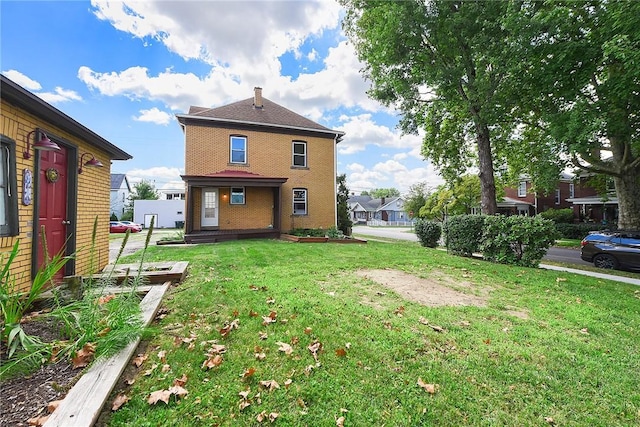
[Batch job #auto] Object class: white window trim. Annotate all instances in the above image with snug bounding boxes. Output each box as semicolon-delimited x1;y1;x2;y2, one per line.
230;187;245;205
230;136;247;164
569;183;575;199
517;181;527;197
293;188;307;215
292;141;307;167
555;189;561;205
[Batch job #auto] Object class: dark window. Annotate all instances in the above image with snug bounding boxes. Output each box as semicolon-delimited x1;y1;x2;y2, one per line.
230;136;247;164
0;135;19;236
292;141;307;167
231;187;245;204
293;188;307;215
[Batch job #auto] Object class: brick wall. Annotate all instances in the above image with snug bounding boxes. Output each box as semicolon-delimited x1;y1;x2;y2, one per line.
1;99;111;293
185;125;336;231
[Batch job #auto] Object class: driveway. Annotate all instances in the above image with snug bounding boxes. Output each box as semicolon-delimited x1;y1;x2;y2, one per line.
109;228;180;262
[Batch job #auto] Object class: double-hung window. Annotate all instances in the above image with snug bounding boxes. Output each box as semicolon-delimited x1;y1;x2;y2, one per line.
517;181;527;197
230;187;245;204
0;135;19;237
293;188;307;215
230;136;247;164
555;189;561;205
292;141;307;167
569;183;575;199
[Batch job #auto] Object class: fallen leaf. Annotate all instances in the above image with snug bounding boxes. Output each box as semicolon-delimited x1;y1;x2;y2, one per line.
277;341;293;355
556;277;567;283
72;342;96;369
335;348;347;357
111;393;130;411
291;336;300;345
157;350;167;362
168;385;188;398
97;327;111;337
580;328;589;335
243;367;256;378
336;415;345;426
125;377;136;386
284;379;293;388
259;332;268;340
262;316;276;326
209;344;227;354
544;416;555;424
239;389;251;399
148;389;172;405
308;341;322;362
132;353;148;367
161;364;171;373
259;380;280;391
304;327;312;334
239;400;251;410
233;309;239;317
417;378;439;394
27;415;49;426
202;355;223;369
429;324;444;333
143;363;158;376
256;411;267;422
98;294;116;304
249;310;259;317
484;338;491;345
394;306;405;316
173;374;188;387
255;352;267;361
269;412;279;422
266;297;276;304
418;316;429;325
47;400;63;413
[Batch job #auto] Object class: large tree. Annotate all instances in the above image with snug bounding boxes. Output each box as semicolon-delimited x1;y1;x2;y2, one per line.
342;0;518;214
419;175;483;220
511;1;640;229
403;182;431;219
369;188;400;199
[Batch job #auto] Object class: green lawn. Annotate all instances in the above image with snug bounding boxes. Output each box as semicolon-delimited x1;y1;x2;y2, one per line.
105;239;639;426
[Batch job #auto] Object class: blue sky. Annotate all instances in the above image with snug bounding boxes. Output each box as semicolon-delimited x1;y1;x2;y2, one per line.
1;0;444;195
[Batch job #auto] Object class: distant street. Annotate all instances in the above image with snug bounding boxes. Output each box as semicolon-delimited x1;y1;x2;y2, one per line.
352;225;591;267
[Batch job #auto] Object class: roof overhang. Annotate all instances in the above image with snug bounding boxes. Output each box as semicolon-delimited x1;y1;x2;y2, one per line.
176;113;345;141
181;170;288;187
565;196;619;205
1;75;132;160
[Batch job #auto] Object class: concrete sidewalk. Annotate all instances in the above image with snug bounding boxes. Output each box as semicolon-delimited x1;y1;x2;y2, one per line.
539;264;640;286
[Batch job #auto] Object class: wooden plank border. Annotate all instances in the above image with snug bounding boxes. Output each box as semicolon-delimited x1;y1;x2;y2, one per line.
44;282;170;427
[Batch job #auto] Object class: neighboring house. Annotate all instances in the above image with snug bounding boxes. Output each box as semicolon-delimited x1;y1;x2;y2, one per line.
133;199;185;228
348;195;411;224
1;75;131;293
158;188;185;200
176;87;345;243
110;173;131;219
502;172;618;224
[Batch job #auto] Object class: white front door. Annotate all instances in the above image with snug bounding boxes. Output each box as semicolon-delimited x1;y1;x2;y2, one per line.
201;188;219;227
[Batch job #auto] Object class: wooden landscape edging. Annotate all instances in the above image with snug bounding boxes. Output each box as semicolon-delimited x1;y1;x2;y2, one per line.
43;282;170;427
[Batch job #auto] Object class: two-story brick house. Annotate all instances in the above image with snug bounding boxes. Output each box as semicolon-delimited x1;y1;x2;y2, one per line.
176;88;344;243
1;75;131;293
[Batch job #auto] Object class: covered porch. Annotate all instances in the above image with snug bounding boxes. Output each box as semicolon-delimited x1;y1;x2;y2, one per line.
181;170;288;244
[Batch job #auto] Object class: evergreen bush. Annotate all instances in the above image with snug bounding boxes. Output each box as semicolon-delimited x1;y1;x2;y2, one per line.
554;223;605;239
443;215;486;256
414;219;441;248
481;215;558;267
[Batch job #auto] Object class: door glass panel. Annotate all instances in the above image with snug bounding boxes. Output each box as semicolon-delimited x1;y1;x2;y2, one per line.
204;191;216;218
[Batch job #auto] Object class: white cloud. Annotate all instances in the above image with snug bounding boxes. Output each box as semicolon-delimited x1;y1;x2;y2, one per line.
38;87;83;104
2;70;42;90
133;107;173;125
336;114;422;155
345;159;444;194
124;166;183;187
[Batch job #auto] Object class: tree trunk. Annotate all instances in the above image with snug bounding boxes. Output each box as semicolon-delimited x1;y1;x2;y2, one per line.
614;170;640;230
475;123;498;215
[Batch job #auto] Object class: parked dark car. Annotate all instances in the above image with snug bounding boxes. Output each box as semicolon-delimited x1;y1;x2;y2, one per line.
580;231;640;271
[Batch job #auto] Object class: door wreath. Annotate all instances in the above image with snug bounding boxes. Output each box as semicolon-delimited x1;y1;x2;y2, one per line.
45;168;60;183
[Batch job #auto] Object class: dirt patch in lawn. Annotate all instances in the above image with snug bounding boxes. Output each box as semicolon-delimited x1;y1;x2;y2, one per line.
356;269;489;308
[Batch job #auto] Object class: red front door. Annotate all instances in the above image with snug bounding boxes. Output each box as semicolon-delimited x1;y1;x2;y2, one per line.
37;146;69;282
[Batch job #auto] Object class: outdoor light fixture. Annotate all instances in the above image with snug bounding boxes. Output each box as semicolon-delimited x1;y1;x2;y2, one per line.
78;152;104;174
23;129;61;159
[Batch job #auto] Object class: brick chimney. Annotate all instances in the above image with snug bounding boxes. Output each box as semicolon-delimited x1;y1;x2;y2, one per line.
253;87;263;109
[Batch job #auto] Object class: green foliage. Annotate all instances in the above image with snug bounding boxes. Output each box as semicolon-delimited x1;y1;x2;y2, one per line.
130;180;159;201
336;174;353;235
110;212;118;221
369;188;400;199
1;238;71;358
414;219;441;248
443;215;486;257
288;228;326;237
539;208;575;224
554;223;604;240
481;216;558;268
403;182;431;219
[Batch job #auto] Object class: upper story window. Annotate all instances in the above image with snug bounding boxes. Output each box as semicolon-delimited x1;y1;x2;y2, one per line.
569;183;575;199
230;187;245;205
230;136;247;164
1;135;19;237
292;141;307;167
293;188;307;215
517;181;527;197
555;189;561;204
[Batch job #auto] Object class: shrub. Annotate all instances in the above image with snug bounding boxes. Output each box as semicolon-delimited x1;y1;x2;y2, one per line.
414;219;441;248
288;228;326;237
443;215;486;256
110;213;118;221
554;223;605;239
481;215;558;267
539;208;574;224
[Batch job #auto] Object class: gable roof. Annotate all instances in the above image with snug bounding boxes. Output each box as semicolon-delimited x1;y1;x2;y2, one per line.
347;196;403;212
110;173;130;191
1;74;132;161
176;91;344;140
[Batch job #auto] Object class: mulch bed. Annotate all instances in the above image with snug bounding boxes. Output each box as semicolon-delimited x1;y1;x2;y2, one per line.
0;316;83;426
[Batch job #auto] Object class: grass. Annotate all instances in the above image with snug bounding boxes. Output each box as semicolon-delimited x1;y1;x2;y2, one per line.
553;239;582;248
106;239;639;427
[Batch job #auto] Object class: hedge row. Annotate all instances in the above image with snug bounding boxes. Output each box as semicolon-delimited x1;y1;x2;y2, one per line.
416;215;558;268
554;223;606;239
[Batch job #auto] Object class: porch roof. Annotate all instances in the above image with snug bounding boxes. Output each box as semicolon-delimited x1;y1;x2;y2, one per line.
181;170;288;187
565;195;618;205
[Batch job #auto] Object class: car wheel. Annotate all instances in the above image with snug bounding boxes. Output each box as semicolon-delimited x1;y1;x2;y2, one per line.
593;254;618;269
